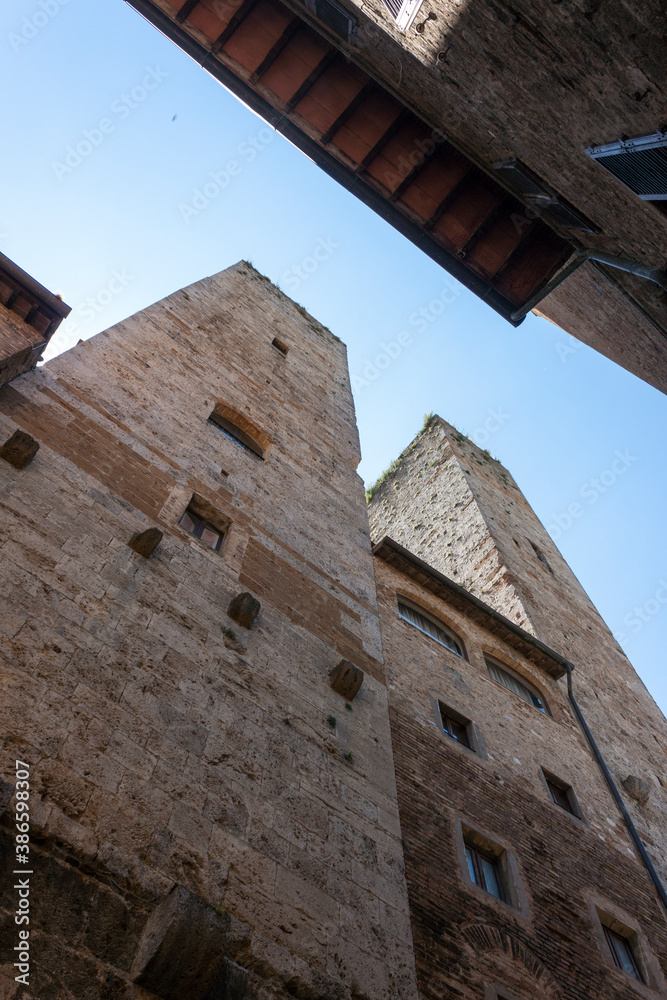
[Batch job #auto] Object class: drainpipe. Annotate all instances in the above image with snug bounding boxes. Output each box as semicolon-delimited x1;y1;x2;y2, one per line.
565;663;667;916
511;250;667;322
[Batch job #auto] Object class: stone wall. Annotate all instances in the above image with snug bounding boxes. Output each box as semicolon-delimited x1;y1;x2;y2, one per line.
373;553;667;999
0;263;418;1000
368;415;667;887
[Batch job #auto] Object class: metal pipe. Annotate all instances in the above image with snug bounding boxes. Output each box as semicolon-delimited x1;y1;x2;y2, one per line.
565;663;667;917
511;249;667;322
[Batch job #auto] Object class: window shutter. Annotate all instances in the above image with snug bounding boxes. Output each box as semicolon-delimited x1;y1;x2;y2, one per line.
586;131;667;201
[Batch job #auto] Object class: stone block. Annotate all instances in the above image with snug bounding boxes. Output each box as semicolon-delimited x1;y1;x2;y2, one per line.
228;592;260;628
622;774;649;805
0;429;39;468
128;527;163;557
132;884;229;1000
329;659;364;700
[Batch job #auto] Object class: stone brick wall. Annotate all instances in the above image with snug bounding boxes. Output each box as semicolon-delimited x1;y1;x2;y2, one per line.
0;263;418;1000
374;553;667;999
368;415;667;890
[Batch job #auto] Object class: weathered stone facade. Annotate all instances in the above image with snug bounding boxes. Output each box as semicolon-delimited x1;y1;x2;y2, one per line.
368;416;667;893
0;263;418;999
0;266;665;1000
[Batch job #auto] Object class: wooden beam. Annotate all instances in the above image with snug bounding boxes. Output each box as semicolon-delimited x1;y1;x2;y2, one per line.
175;0;199;23
287;48;338;112
357;107;410;174
213;0;260;51
321;79;374;145
251;17;301;82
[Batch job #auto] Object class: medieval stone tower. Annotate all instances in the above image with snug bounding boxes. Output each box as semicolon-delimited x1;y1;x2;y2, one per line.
0;265;665;999
0;262;418;999
368;416;667;998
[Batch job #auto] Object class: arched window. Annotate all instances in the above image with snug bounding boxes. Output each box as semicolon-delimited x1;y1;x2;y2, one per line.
208;403;269;460
397;598;465;658
485;656;549;714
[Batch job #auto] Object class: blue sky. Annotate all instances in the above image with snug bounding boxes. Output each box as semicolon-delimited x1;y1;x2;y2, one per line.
3;0;666;714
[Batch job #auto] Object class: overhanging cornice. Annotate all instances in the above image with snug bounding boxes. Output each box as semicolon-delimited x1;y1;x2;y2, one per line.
373;536;568;680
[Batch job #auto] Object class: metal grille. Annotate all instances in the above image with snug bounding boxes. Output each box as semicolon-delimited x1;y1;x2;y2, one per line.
586;132;667;200
305;0;356;40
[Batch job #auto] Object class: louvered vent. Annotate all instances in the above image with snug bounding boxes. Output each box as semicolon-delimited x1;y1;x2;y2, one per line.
493;157;599;233
586;132;667;200
304;0;356;40
379;0;423;29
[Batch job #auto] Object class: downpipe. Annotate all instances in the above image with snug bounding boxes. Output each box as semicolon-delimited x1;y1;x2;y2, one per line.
565;663;667;917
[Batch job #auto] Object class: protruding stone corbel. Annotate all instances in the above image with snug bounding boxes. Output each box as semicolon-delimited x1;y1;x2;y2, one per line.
128;527;163;557
622;774;649;806
0;430;39;469
132;885;229;1000
228;592;260;628
329;659;364;700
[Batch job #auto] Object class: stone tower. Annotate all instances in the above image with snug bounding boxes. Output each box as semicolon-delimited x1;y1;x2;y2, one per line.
368;414;667;997
0;262;418;1000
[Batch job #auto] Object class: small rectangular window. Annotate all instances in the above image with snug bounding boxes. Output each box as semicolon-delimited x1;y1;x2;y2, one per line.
271;337;288;356
464;843;505;902
179;508;224;552
603;925;642;981
543;771;577;815
438;702;472;749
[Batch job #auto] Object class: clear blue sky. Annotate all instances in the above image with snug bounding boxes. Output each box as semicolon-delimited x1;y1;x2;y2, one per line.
3;0;666;714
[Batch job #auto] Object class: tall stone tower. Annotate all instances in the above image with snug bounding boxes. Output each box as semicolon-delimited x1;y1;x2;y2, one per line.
0;262;418;1000
368;415;667;1000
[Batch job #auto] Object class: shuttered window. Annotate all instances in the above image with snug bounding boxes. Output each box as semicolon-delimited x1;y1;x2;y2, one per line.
379;0;423;30
398;600;464;657
586;131;667;202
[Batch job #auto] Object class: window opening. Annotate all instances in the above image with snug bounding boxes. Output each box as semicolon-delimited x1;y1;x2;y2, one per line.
465;842;505;902
485;658;548;713
398;599;464;657
543;771;577;815
379;0;423;30
438;702;472;749
271;337;288;356
209;411;264;459
179;508;224;552
603;925;642;981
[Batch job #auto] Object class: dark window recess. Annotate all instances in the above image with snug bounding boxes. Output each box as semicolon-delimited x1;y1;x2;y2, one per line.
271;337;288;356
465;843;505;901
303;0;357;40
179;509;224;552
603;926;642;981
438;702;472;748
545;773;576;814
530;540;554;574
486;658;548;714
398;600;464;657
586;131;667;202
209;412;264;459
493;157;599;232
